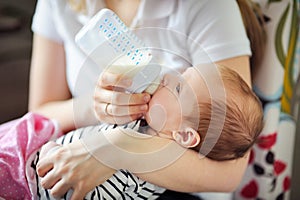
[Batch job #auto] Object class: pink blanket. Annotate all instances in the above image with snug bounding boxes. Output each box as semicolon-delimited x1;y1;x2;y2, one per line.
0;113;61;200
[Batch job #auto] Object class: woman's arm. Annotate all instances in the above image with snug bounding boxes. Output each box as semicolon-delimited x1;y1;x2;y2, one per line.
84;127;250;193
136;149;249;193
28;34;101;132
28;34;75;132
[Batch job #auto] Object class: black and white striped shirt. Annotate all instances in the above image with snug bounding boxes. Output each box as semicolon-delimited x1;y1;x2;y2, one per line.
31;120;166;199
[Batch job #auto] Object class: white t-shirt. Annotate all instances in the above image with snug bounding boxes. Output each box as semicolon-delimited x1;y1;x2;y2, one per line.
31;0;251;97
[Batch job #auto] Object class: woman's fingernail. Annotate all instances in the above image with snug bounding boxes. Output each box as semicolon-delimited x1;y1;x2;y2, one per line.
140;105;148;111
144;95;150;102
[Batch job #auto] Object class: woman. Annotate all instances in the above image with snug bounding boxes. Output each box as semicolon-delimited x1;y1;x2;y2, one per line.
29;0;265;199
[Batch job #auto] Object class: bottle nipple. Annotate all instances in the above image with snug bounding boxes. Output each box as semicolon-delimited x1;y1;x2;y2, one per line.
144;76;161;95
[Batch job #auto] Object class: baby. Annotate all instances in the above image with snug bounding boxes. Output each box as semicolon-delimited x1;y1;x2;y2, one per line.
0;65;264;199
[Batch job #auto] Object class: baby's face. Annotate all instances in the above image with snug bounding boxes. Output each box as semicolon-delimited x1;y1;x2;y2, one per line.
145;67;208;136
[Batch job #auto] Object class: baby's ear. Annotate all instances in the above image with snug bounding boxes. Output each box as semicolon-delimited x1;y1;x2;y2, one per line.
172;128;200;148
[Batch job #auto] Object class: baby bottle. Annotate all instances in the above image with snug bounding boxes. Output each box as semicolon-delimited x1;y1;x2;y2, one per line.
75;8;161;94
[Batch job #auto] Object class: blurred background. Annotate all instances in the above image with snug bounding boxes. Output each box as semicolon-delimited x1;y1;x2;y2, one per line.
0;0;34;123
0;0;299;199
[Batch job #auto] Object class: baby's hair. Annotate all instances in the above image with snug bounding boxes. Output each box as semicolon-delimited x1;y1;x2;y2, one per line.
192;65;264;161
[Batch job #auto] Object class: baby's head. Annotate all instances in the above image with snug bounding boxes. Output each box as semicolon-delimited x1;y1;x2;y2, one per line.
146;65;263;161
189;65;264;161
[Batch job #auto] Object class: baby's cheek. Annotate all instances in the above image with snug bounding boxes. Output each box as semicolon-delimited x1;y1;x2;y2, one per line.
147;104;167;132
